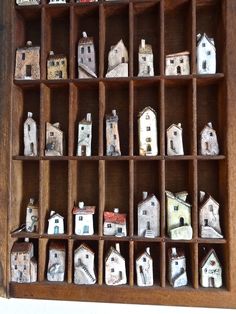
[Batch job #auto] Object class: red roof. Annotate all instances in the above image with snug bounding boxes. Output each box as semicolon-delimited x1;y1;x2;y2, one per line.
104;211;126;224
72;205;95;215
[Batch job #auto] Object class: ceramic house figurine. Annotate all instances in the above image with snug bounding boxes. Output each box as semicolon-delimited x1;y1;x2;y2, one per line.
165;51;190;76
11;239;37;283
16;0;40;5
103;208;127;237
105;243;127;286
138;106;158;156
49;0;66;3
47;51;67;80
106;110;121;156
45;122;64;156
47;211;65;234
72;201;95;235
26;198;39;233
77;0;98;2
199;122;219;156
197;33;216;75
166;191;192;240
136;247;153;287
78;32;97;79
47;242;66;282
15;41;40;80
24;112;38;156
199;191;223;238
77;113;92;156
106;39;128;78
168;247;188;288
200;248;222;288
167;123;184;156
138;39;154;77
74;244;96;285
137;192;160;238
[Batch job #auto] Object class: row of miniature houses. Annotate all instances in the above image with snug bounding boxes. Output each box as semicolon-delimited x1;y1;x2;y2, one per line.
16;0;116;5
10;240;223;289
21;189;223;241
15;32;216;81
24;110;220;158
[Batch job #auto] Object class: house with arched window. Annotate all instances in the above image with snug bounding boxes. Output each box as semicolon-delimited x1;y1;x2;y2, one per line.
165;51;190;76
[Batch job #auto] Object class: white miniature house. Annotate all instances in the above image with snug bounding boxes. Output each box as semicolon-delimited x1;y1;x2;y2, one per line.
103;208;127;237
47;211;65;235
24;112;38;157
25;198;39;233
137;192;160;238
16;0;40;5
136;247;153;287
78;32;97;79
74;244;96;285
167;123;184;156
47;242;66;282
106;39;128;78
197;33;216;75
45;122;64;156
200;249;222;288
106;110;121;156
49;0;67;4
165;51;190;76
199;122;219;156
138;106;158;156
105;243;127;286
138;39;154;77
168;247;188;288
72;201;95;235
77;113;92;157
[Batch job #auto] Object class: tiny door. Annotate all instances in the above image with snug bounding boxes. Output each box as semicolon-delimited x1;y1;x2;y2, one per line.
209;277;215;287
180;217;184;226
54;226;59;234
83;225;89;234
26;65;32;77
81;145;86;156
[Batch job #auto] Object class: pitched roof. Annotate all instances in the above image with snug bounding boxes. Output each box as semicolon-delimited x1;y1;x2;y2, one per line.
200;124;216;135
197;33;215;50
11;242;33;254
104;211;126;224
166;51;190;58
49;241;66;251
167;123;182;132
72;205;95;215
136;250;152;262
105;246;125;262
166;190;191;208
201;248;221;268
138;194;158;208
46;122;63;135
75;243;94;256
48;213;64;221
199;193;219;211
168;248;185;260
138;106;157;119
79;36;94;45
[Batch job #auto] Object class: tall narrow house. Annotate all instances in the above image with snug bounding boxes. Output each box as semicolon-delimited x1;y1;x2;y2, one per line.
78;32;97;79
24;112;38;156
138;39;154;77
166;123;184;156
106;110;121;156
74;244;96;285
197;33;216;75
199;122;219;156
77;113;92;156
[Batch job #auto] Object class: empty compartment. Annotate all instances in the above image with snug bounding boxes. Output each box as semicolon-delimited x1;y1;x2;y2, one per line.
133;1;161;76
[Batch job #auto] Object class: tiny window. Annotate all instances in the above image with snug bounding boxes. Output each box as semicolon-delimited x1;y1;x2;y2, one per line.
86;254;89;259
111;268;115;273
111;257;114;262
88;46;91;53
207;51;211;56
79;216;83;221
202;43;206;47
81;126;84;130
87;134;90;138
142;57;146;61
143;257;146;262
175;261;178;265
61;60;65;65
50;61;55;67
88;58;92;62
170;59;174;64
29;208;32;213
151;202;155;206
114;134;117;140
142;210;147;215
80;58;83;64
24;255;26;261
15;265;17;270
56;62;59;66
210;132;213;136
107;224;112;228
209;205;213;212
28;125;30;132
110;123;113;129
174;131;177;136
55;253;58;258
146;126;151;131
24;265;26;270
146;137;151;143
81;47;84;54
146;114;150;120
174;206;179;211
22;53;25;61
50;132;54;137
180;59;184;63
55;219;59;223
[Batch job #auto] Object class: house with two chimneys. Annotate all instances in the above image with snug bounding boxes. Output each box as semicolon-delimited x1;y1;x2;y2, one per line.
74;244;96;285
103;208;127;237
136;247;153;287
72;201;95;235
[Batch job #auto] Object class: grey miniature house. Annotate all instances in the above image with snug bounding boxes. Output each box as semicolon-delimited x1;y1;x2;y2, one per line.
200;249;222;288
199;122;219;156
47;211;64;235
138;106;158;156
26;198;39;233
168;247;188;288
24;112;38;157
106;39;128;78
16;0;40;5
47;242;66;282
137;192;160;238
136;247;153;287
72;201;95;235
11;240;37;283
197;33;216;75
103;208;127;237
166;191;193;240
77;113;92;157
105;243;127;286
165;51;190;76
199;191;223;238
47;51;68;80
45;122;64;156
74;244;96;285
106;110;121;156
138;39;154;77
166;123;184;156
78;32;97;79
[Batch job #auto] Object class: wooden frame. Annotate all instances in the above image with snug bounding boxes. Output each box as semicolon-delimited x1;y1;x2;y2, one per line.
0;0;236;308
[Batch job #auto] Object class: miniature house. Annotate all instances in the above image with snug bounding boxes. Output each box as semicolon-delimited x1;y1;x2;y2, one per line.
47;51;67;80
165;51;190;76
136;247;153;287
166;191;192;240
47;242;66;282
76;0;98;2
167;123;184;156
138;39;154;77
105;243;127;286
137;192;160;238
197;33;216;75
200;249;222;288
24;112;38;156
45;122;64;156
47;211;65;235
106;110;121;156
168;247;188;288
16;0;40;5
49;0;66;4
11;240;37;283
78;32;97;79
138;106;158;156
77;113;92;157
106;39;128;78
199;122;219;156
199;191;223;239
103;208;127;237
72;201;95;235
26;198;39;233
15;41;40;80
74;244;96;285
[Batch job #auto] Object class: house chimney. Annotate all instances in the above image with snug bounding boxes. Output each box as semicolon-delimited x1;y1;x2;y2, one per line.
26;41;32;47
86;113;92;122
112;110;117;117
115;243;120;253
197;33;201;41
29;198;35;205
142;191;148;200
177;123;182;129
50;210;55;217
114;208;119;214
141;39;145;49
24;238;29;243
82;31;87;38
146;247;150;255
171;247;177;256
207;122;213;129
199;191;206;203
28;112;33;118
79;202;84;209
49;51;54;56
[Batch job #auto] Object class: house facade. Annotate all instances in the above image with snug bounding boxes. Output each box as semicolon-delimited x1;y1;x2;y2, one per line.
199;122;219;155
200;249;222;288
138;106;158;156
47;242;66;282
77;113;92;157
138;39;154;77
106;39;128;78
47;211;65;234
78;32;97;78
45;122;64;156
103;208;127;237
73;201;95;235
74;244;96;285
136;247;153;287
24;112;38;156
106;110;121;156
197;33;216;75
165;51;190;76
168;247;188;287
167;123;184;156
47;51;67;79
25;198;39;233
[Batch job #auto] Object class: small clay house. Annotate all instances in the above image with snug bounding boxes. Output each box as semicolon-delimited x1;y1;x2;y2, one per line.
106;110;121;156
47;51;67;80
200;248;222;288
16;0;40;5
78;32;97;79
77;113;92;157
106;39;128;78
199;122;219;156
103;208;127;237
138;39;154;77
25;198;39;233
165;51;190;76
74;244;96;285
136;247;153;287
49;0;67;4
166;123;184;156
47;242;66;282
47;211;65;235
24;112;38;157
168;247;188;288
45;122;64;156
72;201;95;235
197;33;216;75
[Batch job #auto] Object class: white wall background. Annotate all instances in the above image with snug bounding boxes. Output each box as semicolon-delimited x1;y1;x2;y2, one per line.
0;299;235;314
